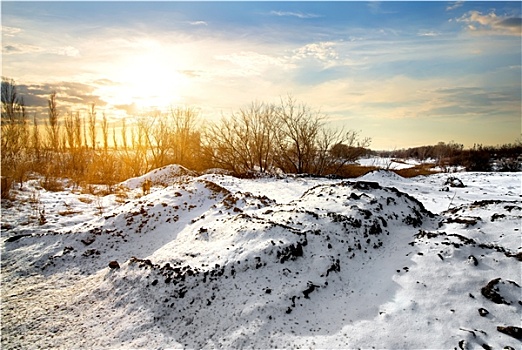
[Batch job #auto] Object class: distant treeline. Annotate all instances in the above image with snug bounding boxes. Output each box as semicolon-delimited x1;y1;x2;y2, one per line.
375;141;522;172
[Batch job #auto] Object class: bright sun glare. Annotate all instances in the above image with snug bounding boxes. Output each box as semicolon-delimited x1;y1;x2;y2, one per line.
105;46;188;112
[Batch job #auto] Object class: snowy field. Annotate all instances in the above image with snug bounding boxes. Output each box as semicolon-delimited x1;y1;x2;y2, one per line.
357;156;428;170
1;166;521;349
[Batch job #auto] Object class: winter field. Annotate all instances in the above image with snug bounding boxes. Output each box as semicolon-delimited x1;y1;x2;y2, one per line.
1;164;521;349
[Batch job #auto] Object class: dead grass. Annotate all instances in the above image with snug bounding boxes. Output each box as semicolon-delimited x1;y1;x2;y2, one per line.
58;209;82;216
1;177;13;200
40;177;65;192
78;196;94;204
392;164;438;178
115;188;129;204
335;165;380;178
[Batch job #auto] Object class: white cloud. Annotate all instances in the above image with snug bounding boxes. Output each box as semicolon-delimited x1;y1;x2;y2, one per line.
215;51;293;77
456;10;522;36
189;21;208;26
367;2;397;15
446;1;464;12
417;30;441;37
269;11;321;19
292;42;340;66
50;46;81;57
2;25;22;37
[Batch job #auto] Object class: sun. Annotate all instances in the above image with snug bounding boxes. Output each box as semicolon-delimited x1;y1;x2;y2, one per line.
105;47;189;112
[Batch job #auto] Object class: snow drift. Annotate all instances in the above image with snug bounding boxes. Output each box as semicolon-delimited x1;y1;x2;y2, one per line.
1;170;520;349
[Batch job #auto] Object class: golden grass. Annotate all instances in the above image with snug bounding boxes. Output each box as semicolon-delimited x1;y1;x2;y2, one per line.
335;165;380;178
392;164;439;178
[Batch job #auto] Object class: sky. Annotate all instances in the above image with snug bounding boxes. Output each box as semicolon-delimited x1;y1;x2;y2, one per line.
2;1;521;150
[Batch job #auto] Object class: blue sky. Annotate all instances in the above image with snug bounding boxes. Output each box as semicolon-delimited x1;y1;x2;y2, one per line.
2;1;521;149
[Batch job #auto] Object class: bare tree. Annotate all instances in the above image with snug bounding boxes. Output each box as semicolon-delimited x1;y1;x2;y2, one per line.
241;102;277;173
1;77;28;163
327;130;371;174
101;113;109;152
119;117;148;176
136;115;155;171
121;118;128;151
1;77;29;188
45;92;60;153
112;125;118;150
203;113;245;174
88;103;97;150
273;96;322;174
32;114;41;162
74;112;82;149
64;111;75;150
146;112;170;168
203;102;277;174
170;107;200;167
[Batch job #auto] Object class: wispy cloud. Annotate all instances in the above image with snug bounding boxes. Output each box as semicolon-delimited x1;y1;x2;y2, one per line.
446;1;464;12
215;51;293;77
179;70;202;78
367;2;397;15
456;10;522;36
3;43;42;54
292;41;340;67
188;21;207;26
3;43;80;57
269;10;321;19
49;46;81;57
417;30;441;37
2;25;22;37
16;81;107;114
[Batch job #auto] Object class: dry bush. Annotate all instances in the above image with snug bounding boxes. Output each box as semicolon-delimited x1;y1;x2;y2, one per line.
1;177;13;199
40;177;65;192
113;185;130;203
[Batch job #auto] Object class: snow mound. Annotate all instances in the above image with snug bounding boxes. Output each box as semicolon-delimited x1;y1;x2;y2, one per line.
203;168;233;175
2;174;520;349
120;164;197;189
359;169;406;183
6;179;441;348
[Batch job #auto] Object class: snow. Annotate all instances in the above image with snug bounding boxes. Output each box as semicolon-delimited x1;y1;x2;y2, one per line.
357;156;428;170
1;168;521;349
121;164;196;189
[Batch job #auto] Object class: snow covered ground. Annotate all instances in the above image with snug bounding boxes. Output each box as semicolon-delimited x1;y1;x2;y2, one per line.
1;166;521;349
357;156;429;170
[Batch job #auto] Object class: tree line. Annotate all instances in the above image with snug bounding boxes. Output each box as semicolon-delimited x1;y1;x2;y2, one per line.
376;140;522;172
1;77;371;195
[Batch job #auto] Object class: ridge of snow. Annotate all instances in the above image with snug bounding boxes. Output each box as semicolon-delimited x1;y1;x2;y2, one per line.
1;170;520;349
120;164;196;189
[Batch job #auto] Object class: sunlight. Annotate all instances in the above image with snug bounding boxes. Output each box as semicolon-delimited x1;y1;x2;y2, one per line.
107;45;188;111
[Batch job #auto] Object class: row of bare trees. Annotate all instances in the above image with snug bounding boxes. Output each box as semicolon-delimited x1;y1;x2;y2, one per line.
1;77;371;195
204;98;370;175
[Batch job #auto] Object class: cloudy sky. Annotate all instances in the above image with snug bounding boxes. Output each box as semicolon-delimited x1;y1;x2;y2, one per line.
2;1;521;149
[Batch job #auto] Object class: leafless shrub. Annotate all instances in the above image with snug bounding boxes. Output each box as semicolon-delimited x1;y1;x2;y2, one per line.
94;195;104;216
40;176;65;192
